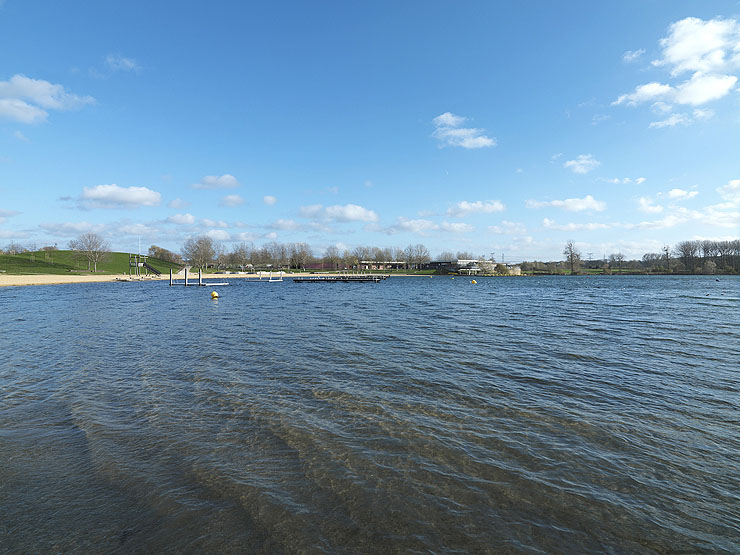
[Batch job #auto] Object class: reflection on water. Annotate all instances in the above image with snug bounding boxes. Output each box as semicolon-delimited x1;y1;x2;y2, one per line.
1;276;739;552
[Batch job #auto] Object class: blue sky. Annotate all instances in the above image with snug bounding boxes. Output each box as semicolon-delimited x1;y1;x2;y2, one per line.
1;0;739;261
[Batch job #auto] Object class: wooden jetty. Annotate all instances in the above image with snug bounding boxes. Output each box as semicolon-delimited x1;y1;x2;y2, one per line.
169;269;229;286
293;274;389;283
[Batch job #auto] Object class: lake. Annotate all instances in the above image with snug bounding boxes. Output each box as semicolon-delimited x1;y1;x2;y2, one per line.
1;275;738;553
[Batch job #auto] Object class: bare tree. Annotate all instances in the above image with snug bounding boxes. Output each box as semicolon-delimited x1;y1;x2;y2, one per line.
324;245;341;270
231;242;253;270
148;245;182;264
182;235;216;269
563;240;581;275
662;244;672;272
288;242;312;270
674;240;700;273
69;232;110;272
4;241;25;255
609;252;625;271
477;259;495;274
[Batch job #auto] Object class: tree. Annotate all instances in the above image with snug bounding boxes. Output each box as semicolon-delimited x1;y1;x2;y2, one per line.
324;245;341;270
609;252;625;272
231;242;253;270
69;232;110;272
182;235;216;269
288;242;312;270
4;241;25;255
478;259;495;274
563;240;581;275
148;245;182;264
438;251;455;261
662;244;672;272
674;240;700;273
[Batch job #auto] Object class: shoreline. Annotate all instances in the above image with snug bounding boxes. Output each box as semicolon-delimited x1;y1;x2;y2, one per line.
0;272;431;288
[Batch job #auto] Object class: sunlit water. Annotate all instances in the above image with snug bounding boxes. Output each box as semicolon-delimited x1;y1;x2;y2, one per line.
1;275;738;553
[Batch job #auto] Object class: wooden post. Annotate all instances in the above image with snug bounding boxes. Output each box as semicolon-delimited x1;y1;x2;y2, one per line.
199;269;202;286
184;267;188;286
169;269;173;286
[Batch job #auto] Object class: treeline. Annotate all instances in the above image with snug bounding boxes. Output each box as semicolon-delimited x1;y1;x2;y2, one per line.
4;236;739;275
550;238;740;275
178;235;438;270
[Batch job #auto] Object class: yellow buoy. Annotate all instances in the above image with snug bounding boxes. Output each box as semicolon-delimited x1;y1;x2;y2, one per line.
471;279;477;284
211;290;219;299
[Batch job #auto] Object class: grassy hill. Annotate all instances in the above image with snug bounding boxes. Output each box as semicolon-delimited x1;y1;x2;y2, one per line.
0;250;183;275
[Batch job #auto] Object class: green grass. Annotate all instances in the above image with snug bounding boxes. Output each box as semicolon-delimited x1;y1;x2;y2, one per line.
0;250;183;275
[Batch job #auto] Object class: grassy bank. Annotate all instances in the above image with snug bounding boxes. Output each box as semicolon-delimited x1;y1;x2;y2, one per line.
0;250;182;275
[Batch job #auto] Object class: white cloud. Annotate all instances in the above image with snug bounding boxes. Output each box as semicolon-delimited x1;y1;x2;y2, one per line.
527;194;606;212
191;174;240;189
263;195;277;205
488;221;527;234
119;223;158;235
599;176;646;185
0;209;20;218
654;17;740;76
270;219;301;230
702;203;740;228
651;101;673;114
433;112;466;127
615;17;740;127
666;188;698;200
105;54;140;72
167;198;190;209
432;112;496;149
81;184;161;208
563;154;601;174
202;218;228;228
167;213;195;225
613;82;673;105
650;107;716;128
638;197;664;213
440;221;474;233
717;179;740;203
674;72;737;105
219;194;244;207
206;229;230;241
0;74;95;111
447;200;505;217
623;49;646;62
300;203;378;222
14;130;29;142
649;113;691;128
394;218;438;234
542;218;611;231
39;221;106;236
0;98;48;123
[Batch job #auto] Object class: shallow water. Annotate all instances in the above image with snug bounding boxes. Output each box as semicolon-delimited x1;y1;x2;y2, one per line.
1;275;739;553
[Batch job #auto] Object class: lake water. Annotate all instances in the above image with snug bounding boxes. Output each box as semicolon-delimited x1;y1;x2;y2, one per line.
1;275;738;553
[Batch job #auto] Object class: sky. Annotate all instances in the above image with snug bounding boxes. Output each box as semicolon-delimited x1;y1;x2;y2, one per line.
1;0;739;262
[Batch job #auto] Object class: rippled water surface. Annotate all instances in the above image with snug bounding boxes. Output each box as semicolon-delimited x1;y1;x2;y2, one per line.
1;275;739;553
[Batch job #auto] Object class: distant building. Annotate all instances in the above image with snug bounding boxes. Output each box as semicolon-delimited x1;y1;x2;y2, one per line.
358;260;407;270
422;259;522;275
